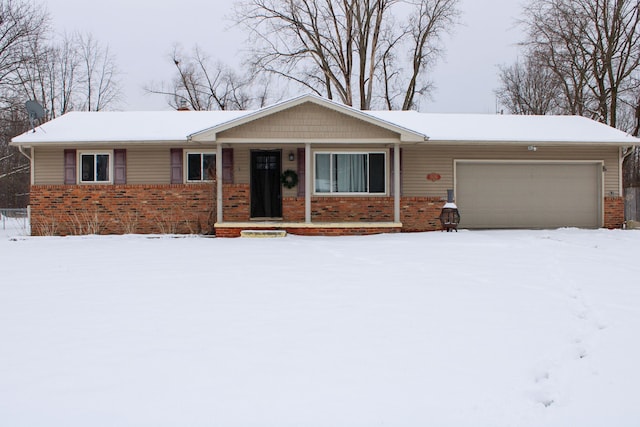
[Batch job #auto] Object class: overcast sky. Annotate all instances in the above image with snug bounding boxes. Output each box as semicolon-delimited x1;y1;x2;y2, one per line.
43;0;524;113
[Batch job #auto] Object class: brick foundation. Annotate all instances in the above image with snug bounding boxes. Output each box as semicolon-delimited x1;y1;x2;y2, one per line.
29;185;624;237
215;226;402;238
604;196;624;229
401;197;446;232
222;184;250;221
30;184;215;236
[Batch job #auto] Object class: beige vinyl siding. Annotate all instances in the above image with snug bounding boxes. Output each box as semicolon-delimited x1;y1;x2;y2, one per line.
126;147;173;184
33;147;64;185
218;102;399;140
402;145;620;197
233;147;250;184
33;146;178;185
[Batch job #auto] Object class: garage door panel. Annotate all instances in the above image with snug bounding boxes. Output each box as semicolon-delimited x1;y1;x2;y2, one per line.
456;162;601;228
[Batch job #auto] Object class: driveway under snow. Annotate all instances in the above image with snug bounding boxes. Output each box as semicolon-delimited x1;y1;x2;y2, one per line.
1;226;639;426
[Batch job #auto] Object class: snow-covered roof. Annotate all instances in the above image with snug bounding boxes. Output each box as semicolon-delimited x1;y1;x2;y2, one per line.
11;95;640;146
11;110;250;144
366;111;639;144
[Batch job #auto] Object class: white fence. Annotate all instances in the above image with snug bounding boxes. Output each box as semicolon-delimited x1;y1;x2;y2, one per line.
0;207;29;233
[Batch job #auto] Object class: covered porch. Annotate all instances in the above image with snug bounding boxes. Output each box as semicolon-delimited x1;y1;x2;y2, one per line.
211;143;404;237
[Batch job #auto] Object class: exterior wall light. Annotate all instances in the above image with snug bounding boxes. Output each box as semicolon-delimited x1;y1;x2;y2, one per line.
289;152;295;161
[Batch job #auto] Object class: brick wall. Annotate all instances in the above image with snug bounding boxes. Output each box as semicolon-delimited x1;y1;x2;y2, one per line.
401;197;446;231
311;197;394;222
30;184;215;236
604;196;624;229
222;184;250;221
215;226;401;238
29;185;623;236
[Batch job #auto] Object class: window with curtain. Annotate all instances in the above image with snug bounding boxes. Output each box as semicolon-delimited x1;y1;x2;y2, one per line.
79;152;111;183
186;152;216;182
314;152;386;194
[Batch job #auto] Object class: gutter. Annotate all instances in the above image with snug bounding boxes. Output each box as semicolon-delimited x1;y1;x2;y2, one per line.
18;145;31;161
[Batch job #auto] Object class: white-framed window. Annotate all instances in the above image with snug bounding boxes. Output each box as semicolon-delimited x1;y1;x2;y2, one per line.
185;151;216;182
314;151;387;194
79;151;112;183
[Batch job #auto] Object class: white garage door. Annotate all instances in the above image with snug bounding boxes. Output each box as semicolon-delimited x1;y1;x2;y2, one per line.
456;162;602;228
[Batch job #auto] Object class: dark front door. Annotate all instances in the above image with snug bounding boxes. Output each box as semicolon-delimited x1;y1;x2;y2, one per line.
251;150;282;218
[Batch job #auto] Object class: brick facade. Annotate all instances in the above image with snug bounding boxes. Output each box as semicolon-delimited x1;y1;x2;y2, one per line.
215;226;402;238
30;184;215;236
29;185;624;236
401;197;446;232
604;196;624;229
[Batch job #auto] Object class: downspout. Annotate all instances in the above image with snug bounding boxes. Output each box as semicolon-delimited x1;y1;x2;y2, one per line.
18;145;34;186
18;145;31;161
620;145;637;197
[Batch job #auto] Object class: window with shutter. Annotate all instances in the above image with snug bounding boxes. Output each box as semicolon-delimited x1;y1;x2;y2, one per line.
78;151;113;183
64;149;76;184
114;149;126;184
185;151;216;182
170;149;183;184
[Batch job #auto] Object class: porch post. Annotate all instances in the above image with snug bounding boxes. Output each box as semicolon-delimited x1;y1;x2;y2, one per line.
305;143;311;223
394;143;400;223
216;143;223;223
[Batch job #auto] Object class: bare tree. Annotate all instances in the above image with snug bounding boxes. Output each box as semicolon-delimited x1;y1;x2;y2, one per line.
0;0;48;103
496;57;562;115
498;0;640;217
75;33;120;112
0;1;121;208
146;45;268;111
12;31;121;118
515;0;640;127
0;0;48;208
236;0;460;110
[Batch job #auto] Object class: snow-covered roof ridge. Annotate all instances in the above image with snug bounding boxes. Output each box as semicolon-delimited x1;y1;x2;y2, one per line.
10;98;640;146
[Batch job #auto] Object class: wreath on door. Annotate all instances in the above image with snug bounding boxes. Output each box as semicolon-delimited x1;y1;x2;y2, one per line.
281;169;299;189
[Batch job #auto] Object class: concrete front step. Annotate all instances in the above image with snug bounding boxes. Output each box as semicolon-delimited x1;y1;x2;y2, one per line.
240;229;288;238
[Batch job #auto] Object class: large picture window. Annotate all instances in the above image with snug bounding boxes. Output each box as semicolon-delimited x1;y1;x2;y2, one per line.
314;152;386;194
186;152;216;182
79;152;111;183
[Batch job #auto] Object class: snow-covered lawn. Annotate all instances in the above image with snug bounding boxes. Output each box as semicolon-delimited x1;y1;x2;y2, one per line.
1;225;639;426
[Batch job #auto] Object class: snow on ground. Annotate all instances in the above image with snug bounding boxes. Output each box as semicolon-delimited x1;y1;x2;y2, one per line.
1;226;640;426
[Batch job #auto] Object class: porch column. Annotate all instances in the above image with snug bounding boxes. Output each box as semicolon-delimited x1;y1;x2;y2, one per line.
394;143;400;223
216;144;223;223
305;143;311;223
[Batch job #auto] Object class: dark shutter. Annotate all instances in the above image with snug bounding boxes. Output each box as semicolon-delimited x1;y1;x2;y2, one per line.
64;149;76;184
369;153;385;193
222;148;233;183
297;147;305;197
170;149;183;184
114;149;126;184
